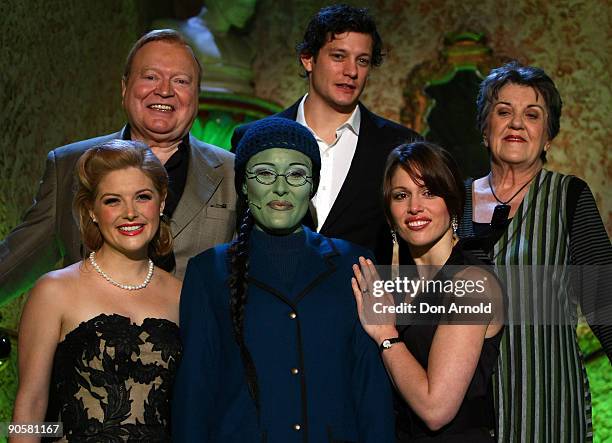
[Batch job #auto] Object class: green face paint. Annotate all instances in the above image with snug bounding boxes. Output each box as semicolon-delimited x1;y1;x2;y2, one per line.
243;148;313;235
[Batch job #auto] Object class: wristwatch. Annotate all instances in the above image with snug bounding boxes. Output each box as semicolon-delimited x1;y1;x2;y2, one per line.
379;337;401;352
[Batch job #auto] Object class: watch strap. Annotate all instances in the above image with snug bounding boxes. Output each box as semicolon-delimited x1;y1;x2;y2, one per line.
379;337;402;352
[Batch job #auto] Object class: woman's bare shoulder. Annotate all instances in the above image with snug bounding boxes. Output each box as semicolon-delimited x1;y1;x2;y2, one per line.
456;264;504;334
453;264;494;282
153;268;182;299
29;262;85;307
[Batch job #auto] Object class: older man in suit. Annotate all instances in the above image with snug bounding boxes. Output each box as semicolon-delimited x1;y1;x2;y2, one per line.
232;5;419;264
0;29;235;304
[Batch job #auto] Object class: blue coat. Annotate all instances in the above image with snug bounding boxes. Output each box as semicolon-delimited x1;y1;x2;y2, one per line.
172;227;393;443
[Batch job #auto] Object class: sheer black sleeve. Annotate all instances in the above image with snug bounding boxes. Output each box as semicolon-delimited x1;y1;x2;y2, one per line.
567;177;612;362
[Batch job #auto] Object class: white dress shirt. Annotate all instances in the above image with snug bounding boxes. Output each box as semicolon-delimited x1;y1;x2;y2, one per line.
296;95;361;232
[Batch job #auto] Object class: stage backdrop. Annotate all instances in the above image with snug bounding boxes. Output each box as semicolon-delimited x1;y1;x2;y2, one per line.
0;0;609;439
0;0;146;426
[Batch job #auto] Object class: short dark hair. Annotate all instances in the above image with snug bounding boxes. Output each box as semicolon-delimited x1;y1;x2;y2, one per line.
296;4;383;73
382;142;465;229
123;29;202;87
476;61;562;162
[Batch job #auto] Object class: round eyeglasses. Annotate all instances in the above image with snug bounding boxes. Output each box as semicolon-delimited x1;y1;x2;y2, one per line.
245;168;312;187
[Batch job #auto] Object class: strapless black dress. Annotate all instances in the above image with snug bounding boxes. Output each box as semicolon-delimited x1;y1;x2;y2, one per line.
51;313;181;442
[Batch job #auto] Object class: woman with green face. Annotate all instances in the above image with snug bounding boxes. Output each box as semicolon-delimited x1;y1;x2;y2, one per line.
172;118;393;443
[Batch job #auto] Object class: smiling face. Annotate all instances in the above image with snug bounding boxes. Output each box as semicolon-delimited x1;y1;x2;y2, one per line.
243;148;313;234
90;167;164;257
389;166;453;253
485;83;550;169
300;32;373;113
121;40;199;147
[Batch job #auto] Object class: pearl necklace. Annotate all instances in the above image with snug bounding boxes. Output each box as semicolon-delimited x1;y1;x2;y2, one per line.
89;251;154;291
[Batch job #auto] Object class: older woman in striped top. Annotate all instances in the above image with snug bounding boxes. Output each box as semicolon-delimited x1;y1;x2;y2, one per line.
458;61;611;443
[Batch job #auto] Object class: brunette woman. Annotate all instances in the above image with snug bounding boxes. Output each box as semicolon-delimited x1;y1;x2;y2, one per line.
353;142;504;441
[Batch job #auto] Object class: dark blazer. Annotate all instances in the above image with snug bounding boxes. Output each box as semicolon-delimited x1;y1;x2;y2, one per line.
231;99;420;264
0;127;236;302
172;227;394;443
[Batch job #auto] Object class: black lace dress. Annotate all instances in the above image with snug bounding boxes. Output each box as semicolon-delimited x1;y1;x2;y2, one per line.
51;313;182;442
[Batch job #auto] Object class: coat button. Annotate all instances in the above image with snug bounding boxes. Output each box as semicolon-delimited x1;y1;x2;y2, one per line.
293;424;301;431
291;367;299;375
289;312;297;319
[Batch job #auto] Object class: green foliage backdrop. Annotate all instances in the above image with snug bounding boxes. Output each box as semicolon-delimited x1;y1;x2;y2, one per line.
0;0;144;432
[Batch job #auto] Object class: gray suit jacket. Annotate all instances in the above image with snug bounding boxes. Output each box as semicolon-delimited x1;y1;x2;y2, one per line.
0;128;236;303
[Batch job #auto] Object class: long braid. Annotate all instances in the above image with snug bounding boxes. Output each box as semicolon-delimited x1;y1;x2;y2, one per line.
228;208;260;411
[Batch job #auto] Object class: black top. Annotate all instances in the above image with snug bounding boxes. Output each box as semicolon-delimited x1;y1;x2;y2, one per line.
395;244;502;442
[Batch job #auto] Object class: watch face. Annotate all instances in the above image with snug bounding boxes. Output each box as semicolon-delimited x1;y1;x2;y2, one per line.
382;339;391;348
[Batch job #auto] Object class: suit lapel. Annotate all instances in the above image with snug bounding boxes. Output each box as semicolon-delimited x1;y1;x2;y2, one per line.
320;104;380;232
171;136;223;237
278;99;300;119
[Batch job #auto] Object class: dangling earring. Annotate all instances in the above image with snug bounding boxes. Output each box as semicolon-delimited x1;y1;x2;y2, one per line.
391;229;399;279
451;215;458;237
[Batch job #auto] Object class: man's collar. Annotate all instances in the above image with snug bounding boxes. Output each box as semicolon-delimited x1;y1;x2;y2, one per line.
296;94;361;137
342;104;361;135
296;95;309;127
121;124;191;149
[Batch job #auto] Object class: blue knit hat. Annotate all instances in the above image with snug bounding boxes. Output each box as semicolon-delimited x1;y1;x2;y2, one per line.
235;117;321;195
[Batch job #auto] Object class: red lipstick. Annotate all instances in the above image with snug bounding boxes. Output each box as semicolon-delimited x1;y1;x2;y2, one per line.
405;217;431;231
117;223;145;236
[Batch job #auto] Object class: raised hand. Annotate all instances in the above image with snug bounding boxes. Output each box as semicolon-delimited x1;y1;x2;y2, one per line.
351;256;398;345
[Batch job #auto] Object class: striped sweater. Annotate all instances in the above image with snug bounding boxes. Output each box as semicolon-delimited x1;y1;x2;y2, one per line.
458;169;612;443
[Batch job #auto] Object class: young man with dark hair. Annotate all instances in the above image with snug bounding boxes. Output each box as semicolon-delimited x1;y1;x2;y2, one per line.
232;4;420;263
